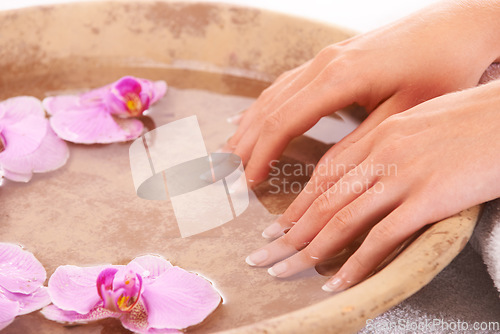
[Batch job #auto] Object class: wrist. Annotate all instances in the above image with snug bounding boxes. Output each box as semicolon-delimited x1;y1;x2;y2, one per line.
446;0;500;63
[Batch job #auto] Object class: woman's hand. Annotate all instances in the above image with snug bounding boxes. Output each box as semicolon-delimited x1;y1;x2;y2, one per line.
245;80;500;292
227;0;500;184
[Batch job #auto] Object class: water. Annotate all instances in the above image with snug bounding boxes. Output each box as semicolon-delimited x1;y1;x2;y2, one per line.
1;65;343;333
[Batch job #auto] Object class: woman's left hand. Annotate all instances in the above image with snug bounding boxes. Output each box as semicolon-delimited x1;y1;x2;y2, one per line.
245;80;500;292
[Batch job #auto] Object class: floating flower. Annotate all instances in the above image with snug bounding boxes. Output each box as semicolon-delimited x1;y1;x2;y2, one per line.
42;255;221;334
0;243;51;330
43;76;167;144
0;96;69;182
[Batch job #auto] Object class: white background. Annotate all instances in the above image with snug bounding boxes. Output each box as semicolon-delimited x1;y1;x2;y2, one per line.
0;0;439;33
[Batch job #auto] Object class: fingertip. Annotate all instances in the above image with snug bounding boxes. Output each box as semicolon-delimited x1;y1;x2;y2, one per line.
267;267;278;277
321;276;347;293
245;256;257;266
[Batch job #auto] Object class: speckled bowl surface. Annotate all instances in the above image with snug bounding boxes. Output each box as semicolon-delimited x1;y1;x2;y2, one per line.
0;1;479;333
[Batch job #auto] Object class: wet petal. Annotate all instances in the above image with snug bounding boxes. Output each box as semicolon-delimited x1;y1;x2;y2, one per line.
128;255;173;283
41;304;119;324
48;264;117;314
1;286;51;315
0;296;19;331
141;267;221;330
49;106;143;144
0;243;47;295
0;123;69;180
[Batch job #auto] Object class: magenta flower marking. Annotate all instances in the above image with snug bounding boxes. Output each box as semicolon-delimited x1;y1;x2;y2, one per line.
43;76;167;144
0;243;51;330
42;255;221;334
0;96;69;182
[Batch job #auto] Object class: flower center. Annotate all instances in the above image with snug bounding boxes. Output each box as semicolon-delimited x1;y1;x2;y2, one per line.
125;93;143;117
97;268;142;313
0;135;4;153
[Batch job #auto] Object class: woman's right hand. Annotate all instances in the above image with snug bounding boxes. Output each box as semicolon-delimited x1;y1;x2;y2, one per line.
226;0;500;184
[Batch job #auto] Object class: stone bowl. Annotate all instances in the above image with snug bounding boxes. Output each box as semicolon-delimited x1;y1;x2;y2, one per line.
0;1;479;333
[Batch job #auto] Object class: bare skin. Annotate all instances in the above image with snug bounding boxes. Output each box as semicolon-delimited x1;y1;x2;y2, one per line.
237;0;500;291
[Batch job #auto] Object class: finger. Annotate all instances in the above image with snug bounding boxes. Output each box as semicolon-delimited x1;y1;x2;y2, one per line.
241;62;364;183
229;50;341;155
261;140;370;239
317;93;411;166
321;202;427;292
265;180;398;277
224;61;311;151
247;175;393;270
251;162;380;268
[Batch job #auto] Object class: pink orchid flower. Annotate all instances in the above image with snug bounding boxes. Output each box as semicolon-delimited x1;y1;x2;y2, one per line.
43;76;167;144
0;243;51;330
42;255;221;334
0;96;69;182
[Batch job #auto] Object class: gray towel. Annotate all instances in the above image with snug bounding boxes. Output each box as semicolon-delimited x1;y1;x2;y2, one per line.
358;201;500;333
471;199;500;295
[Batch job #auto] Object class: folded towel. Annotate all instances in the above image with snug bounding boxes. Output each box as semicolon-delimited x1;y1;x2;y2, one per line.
470;198;500;295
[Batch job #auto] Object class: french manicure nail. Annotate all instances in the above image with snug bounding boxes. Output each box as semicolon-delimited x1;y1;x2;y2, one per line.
262;222;285;239
227;113;243;124
245;249;269;266
268;262;288;277
322;277;344;292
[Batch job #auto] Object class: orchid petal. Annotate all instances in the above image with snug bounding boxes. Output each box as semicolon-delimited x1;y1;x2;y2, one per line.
49;106;142;144
1;286;51;315
0;114;47;158
0;97;47;159
114;76;142;96
128;255;173;283
112;117;144;140
0;96;45;124
0;123;69;179
0;296;19;331
150;81;167;104
1;169;33;182
48;264;117;314
0;243;47;295
119;300;149;333
41;304;119;324
42;95;82;116
120;300;181;334
142;267;221;329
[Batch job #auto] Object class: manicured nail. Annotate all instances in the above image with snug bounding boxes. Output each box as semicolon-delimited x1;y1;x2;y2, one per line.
215;147;231;154
245;249;269;266
262;222;285;239
322;277;344;292
227;113;243;124
268;262;288;277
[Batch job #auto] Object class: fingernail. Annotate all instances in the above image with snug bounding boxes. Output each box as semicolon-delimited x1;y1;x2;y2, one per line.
268;262;288;277
227;113;243;124
262;222;285;239
215;147;231;154
245;249;269;266
322;277;344;292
